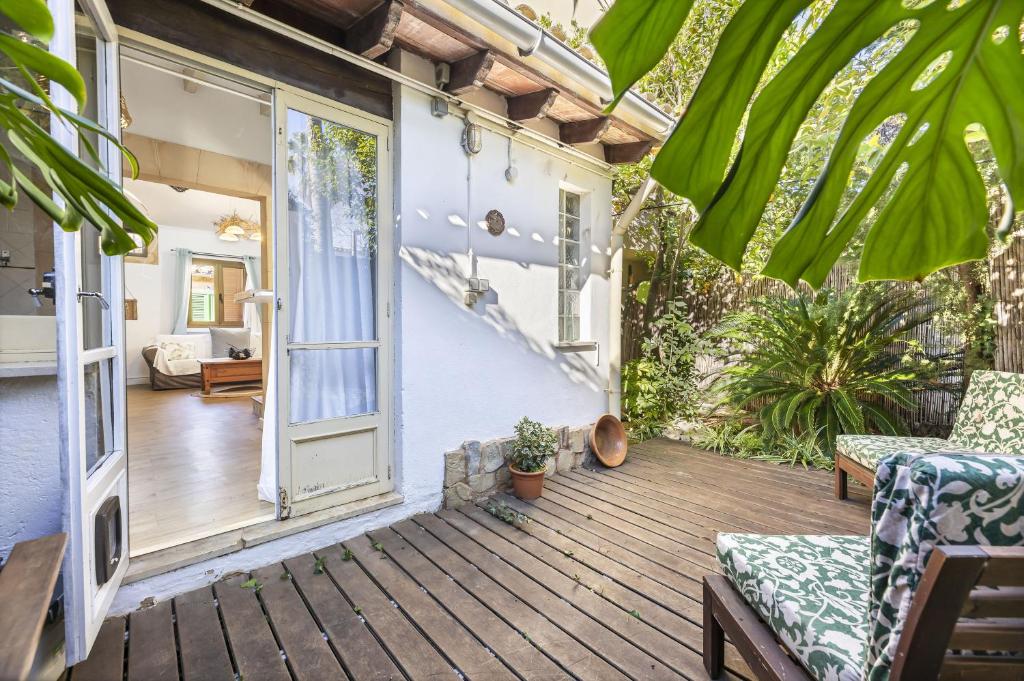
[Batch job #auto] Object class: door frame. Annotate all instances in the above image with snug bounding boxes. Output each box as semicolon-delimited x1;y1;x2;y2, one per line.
273;87;395;518
52;0;130;664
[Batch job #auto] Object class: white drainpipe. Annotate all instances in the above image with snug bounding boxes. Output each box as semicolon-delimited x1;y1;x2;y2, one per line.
607;177;657;416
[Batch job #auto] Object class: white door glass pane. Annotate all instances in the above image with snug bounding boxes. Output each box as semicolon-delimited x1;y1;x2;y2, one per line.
84;359;115;474
287;109;377;344
290;348;377;423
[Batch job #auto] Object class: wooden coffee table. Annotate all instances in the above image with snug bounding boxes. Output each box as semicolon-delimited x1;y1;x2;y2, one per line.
198;357;263;395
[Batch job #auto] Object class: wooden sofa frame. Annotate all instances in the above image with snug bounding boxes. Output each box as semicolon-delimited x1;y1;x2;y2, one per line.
833;452;874;501
704;545;1024;680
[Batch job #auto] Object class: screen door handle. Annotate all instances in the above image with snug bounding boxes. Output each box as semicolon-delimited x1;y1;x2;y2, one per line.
77;290;110;310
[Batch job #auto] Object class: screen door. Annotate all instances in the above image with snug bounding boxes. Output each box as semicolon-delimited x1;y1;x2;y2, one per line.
274;90;393;518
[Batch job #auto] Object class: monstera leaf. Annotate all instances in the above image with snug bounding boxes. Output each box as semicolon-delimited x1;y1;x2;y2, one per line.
0;0;155;255
594;0;1024;287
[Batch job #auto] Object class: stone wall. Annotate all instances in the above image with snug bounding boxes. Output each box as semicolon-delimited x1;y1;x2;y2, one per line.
443;424;594;508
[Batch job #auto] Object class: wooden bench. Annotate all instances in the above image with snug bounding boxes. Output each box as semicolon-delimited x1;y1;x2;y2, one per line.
705;545;1024;680
705;452;1024;680
0;534;67;681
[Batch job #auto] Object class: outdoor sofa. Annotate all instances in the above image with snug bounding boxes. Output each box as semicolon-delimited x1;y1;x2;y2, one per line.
834;370;1024;500
704;452;1024;680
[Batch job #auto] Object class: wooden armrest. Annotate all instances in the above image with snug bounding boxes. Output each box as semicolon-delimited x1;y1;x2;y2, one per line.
0;533;67;681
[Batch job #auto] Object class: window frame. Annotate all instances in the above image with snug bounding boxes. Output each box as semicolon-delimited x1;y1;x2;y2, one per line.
187;257;247;329
557;189;582;343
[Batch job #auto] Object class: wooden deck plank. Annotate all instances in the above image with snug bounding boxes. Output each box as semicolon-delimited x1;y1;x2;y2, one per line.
213;574;291;681
342;535;519;681
75;441;869;681
283;553;405;681
605;460;868;534
544;478;718;556
174;587;234;681
493;492;705;601
366;526;572;681
412;513;684;680
453;506;752;679
70;616;124;681
251;563;346;680
537;486;719;572
570;467;783;534
314;543;456;681
390;518;629;680
127;601;178;681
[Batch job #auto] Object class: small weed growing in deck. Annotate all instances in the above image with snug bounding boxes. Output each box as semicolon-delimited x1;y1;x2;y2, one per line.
240;578;262;593
484;502;530;529
313;556;327;575
353;606;362;614
629;610;641;619
342;548;354;561
372;541;384;551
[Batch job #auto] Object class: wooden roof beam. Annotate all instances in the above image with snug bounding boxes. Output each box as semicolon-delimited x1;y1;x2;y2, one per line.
507;88;557;121
604;140;654;164
445;50;494;95
560;116;611;145
344;0;404;60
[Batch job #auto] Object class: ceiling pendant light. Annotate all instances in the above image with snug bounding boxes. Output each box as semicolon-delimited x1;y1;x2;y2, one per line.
214;211;260;242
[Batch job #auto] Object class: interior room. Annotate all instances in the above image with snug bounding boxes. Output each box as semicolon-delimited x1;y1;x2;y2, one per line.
119;47;276;555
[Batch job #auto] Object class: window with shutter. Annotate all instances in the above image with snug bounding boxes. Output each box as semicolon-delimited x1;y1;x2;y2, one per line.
187;258;247;328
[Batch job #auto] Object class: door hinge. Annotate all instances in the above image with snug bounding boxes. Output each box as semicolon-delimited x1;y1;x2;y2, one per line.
276;297;283;311
279;487;291;519
387;464;391;479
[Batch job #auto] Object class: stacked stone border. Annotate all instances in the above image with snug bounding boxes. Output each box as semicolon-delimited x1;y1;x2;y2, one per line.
442;423;594;509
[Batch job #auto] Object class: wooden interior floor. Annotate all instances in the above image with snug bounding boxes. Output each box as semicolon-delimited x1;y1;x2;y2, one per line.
127;385;274;556
74;440;871;681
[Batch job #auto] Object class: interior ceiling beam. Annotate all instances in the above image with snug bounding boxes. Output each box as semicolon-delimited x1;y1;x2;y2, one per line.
506;88;557;121
604;140;654;164
560;116;611;145
445;49;494;95
344;0;404;60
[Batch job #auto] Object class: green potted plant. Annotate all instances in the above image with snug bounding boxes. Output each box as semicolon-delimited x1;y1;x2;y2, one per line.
506;416;557;500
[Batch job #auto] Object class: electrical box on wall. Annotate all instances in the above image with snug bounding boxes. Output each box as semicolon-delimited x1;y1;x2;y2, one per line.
94;496;123;586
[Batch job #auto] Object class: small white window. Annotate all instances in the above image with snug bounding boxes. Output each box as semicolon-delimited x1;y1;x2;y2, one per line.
558;189;581;342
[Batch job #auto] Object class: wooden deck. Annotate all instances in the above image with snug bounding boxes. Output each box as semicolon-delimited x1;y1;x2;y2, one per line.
71;440;871;681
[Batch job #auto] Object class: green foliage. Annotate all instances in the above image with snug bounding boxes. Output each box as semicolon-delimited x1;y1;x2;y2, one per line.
713;285;943;453
691;418;832;469
507;417;558;473
594;1;1024;288
0;3;156;254
622;301;706;440
240;578;262;592
313;556;327;574
483;501;530;528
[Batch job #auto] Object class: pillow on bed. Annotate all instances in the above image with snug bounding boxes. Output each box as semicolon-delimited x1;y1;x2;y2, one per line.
159;340;197;361
210;327;252;358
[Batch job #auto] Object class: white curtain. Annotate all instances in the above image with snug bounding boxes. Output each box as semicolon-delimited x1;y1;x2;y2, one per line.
170;248;193;334
242;255;262;336
257;111;377;502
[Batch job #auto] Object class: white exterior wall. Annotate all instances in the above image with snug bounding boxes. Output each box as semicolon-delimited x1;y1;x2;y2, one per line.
394;51;612;499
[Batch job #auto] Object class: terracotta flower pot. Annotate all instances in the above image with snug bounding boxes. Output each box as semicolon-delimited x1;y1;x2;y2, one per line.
509;465;545;500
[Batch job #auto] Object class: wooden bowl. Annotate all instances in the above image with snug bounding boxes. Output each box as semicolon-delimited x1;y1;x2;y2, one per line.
590;414;627;467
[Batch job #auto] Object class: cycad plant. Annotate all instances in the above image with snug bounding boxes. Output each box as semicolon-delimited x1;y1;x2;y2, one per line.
713;285;938;454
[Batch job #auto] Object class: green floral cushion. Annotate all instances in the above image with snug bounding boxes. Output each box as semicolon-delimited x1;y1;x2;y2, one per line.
836;371;1024;470
866;452;1024;680
949;370;1024;454
835;435;951;470
717;533;869;681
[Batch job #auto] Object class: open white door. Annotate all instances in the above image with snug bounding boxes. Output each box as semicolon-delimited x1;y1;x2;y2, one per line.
274;89;393;518
51;0;130;664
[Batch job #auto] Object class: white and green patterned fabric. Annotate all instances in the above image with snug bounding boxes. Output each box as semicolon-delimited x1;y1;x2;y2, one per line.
948;370;1024;453
865;452;1024;680
717;533;869;681
835;435;950;470
836;370;1024;470
717;453;1024;681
